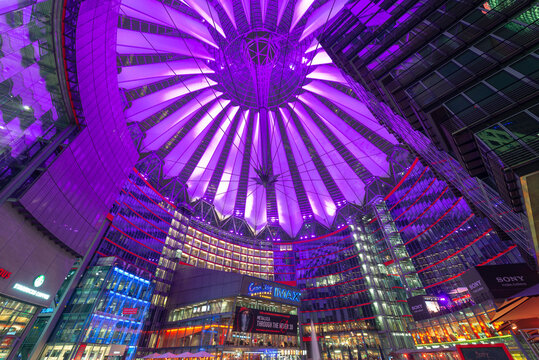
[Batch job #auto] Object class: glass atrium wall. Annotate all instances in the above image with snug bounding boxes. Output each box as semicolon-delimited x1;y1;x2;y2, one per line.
40;260;152;360
0;0;73;190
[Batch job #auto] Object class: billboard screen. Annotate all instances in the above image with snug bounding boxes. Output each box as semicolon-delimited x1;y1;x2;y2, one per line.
233;306;298;336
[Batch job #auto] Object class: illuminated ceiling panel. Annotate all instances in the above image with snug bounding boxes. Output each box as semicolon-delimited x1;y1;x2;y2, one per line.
117;0;396;236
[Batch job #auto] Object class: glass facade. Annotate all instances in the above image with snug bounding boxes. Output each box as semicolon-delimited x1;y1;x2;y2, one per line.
0;295;37;360
290;226;413;360
40;259;152;360
408;301;526;360
1;1;537;360
321;0;538;223
151;296;301;360
0;0;74;190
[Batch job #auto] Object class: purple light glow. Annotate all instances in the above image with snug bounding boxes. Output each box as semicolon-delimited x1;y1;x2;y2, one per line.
280;107;336;226
290;0;316;32
125;75;217;121
300;0;348;41
306;65;348;84
142;89;223;151
164;99;231;176
116;30;215;59
120;0;219;48
117;0;399;235
303;80;398;145
118;59;214;89
188;106;240;199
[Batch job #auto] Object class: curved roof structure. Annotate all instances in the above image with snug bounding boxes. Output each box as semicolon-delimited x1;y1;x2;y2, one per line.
116;0;398;236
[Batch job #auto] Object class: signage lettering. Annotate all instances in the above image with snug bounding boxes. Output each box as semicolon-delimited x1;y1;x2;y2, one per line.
246;281;301;304
496;276;525;283
274;287;301;302
122;308;138;315
468;280;483;291
248;282;273;299
13;283;50;300
233;306;298;336
0;267;11;279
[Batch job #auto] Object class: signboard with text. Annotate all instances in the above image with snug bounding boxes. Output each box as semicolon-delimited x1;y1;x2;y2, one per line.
456;344;513;360
241;278;301;305
233;306;298;336
122;308;138;315
407;295;445;321
462;264;539;303
0;267;11;279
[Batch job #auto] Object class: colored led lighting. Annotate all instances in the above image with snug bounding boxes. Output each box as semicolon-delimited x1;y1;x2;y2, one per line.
398;186;449;233
410;213;473;257
389;166;429;211
384;158;419;200
417;228;492;273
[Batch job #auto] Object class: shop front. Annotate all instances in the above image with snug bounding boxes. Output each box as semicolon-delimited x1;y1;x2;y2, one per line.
144;267;304;360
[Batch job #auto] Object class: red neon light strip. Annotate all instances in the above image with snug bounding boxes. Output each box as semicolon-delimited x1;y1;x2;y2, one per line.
134;169;177;209
370;227;381;234
423;244;516;289
410;213;473;257
61;2;79;126
477;245;517;266
260;312;290;318
301;302;371;313
122;201;168;235
127;178;176;218
389;167;428;211
110;224;162;254
301;289;367;301
302;276;365;290
398;186;448;233
124;190;171;224
96;250;154;275
417;228;492;273
405;197;465;246
279;225;349;245
393;179;435;221
384;157;419;201
104;238;158;266
117;214;166;245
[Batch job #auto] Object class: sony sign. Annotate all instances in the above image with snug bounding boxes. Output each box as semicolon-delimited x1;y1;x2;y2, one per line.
462;264;539;303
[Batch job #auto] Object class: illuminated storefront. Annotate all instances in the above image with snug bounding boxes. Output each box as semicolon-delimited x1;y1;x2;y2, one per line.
142;267;303;360
406;301;526;360
0;295;38;360
39;258;152;360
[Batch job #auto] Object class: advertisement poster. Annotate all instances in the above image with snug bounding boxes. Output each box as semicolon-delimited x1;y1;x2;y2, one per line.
233;306;298;336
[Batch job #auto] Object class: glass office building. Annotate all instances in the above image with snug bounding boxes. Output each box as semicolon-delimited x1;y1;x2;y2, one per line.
0;1;538;360
39;258;152;360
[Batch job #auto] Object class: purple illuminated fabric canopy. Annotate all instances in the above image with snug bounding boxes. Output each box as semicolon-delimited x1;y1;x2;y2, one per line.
116;0;397;236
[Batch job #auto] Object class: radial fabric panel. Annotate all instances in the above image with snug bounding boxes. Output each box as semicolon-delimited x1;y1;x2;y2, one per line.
116;0;398;236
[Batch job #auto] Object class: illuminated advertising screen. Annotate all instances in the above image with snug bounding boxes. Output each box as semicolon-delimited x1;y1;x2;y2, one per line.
233;306;298;336
407;295;446;321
